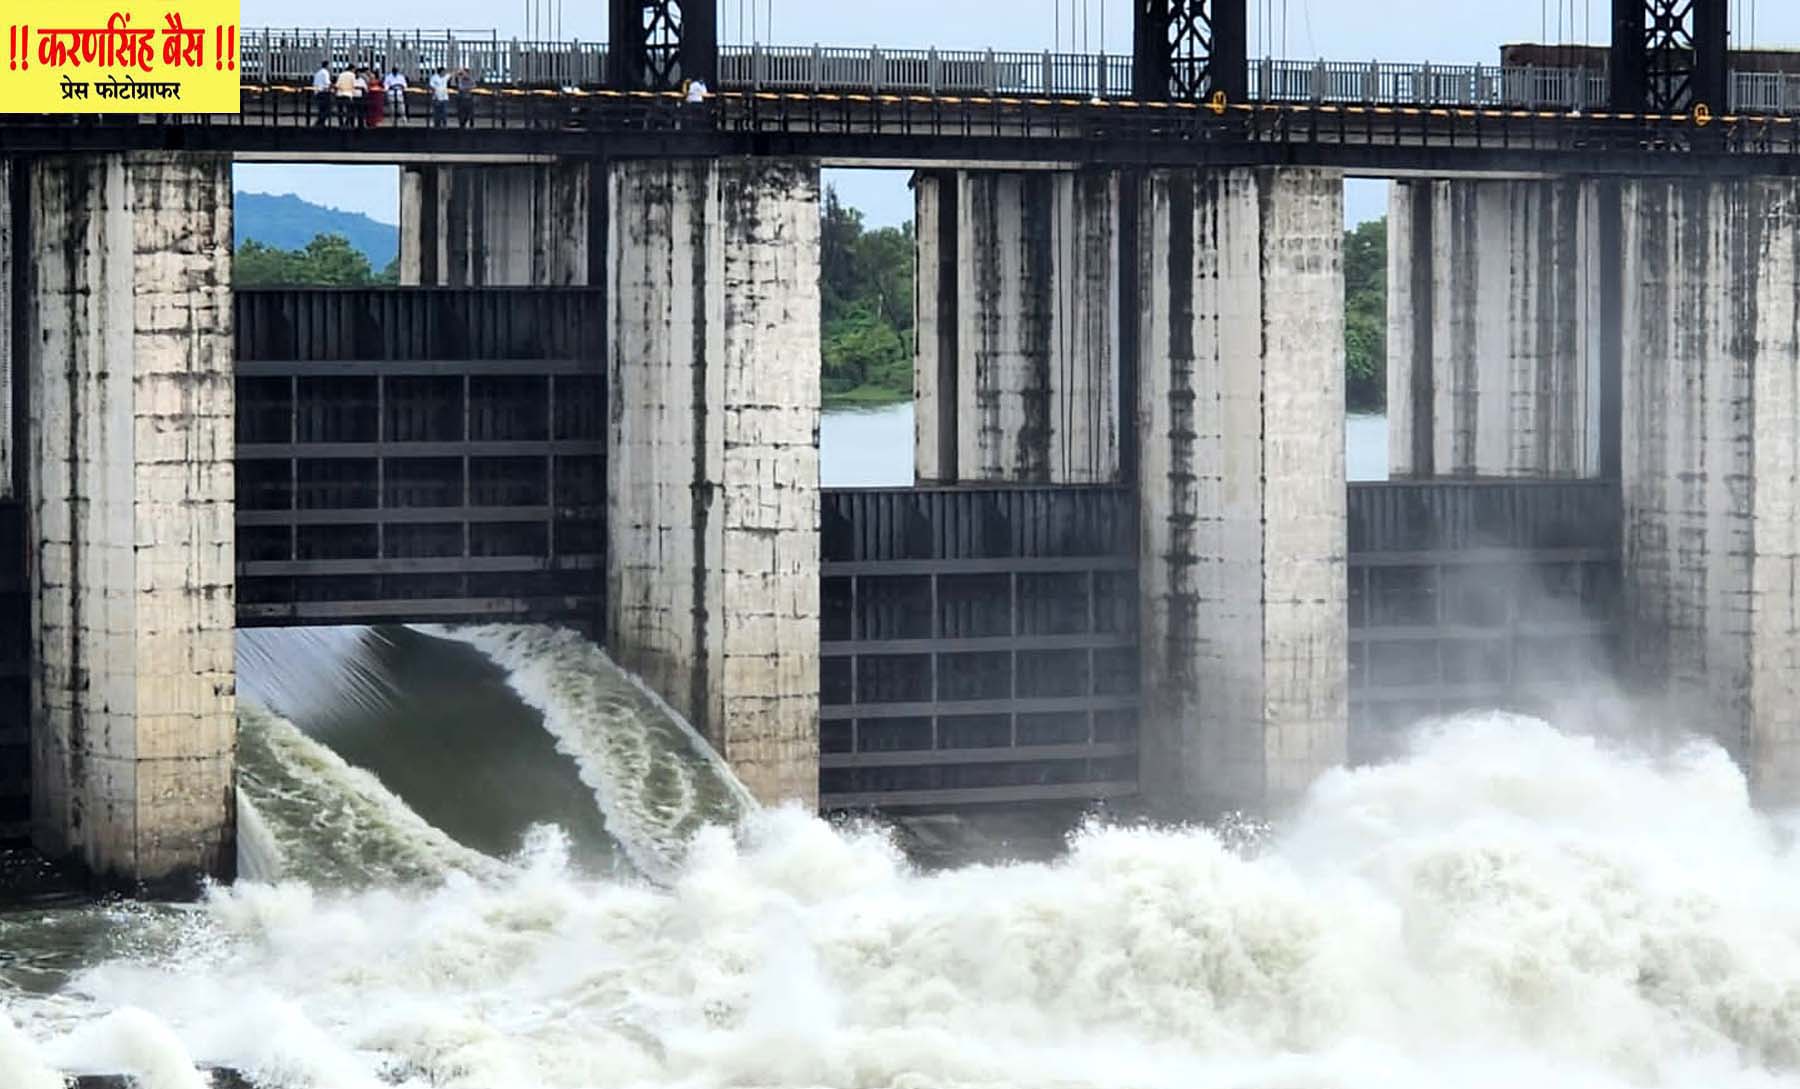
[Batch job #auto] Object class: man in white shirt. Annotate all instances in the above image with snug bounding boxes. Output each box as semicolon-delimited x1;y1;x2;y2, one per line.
685;77;708;103
334;65;356;126
429;67;450;128
312;61;332;126
387;67;409;122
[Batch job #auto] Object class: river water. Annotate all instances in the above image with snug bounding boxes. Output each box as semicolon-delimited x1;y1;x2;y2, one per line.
7;409;1800;1088
822;404;1392;485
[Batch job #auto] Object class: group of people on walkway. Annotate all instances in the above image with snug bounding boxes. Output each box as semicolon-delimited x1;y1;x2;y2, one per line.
311;62;479;128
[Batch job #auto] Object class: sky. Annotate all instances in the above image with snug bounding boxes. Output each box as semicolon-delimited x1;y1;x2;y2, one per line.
235;0;1800;229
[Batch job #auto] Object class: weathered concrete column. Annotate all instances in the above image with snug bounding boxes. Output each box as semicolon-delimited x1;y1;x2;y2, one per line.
1;158;13;502
1137;167;1348;815
1621;178;1800;805
26;152;236;890
914;169;1120;484
1387;178;1605;478
399;162;594;286
607;158;821;807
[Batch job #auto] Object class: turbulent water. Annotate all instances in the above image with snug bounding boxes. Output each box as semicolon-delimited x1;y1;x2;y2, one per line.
4;621;1800;1087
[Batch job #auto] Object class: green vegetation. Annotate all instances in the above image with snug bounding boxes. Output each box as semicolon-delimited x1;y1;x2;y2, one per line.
820;188;916;406
1344;216;1387;413
233;204;1389;414
235;233;398;287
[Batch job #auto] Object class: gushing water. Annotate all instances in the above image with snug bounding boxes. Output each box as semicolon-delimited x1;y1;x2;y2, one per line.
6;704;1800;1088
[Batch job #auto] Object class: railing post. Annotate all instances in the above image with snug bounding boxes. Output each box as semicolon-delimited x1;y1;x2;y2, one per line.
1366;59;1378;103
812;42;822;92
928;46;939;95
752;41;764;90
872;46;883;93
1312;58;1325;103
1420;60;1432;104
1042;50;1053;95
984;48;996;95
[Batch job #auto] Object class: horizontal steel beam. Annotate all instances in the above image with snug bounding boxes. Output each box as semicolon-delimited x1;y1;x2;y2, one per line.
1352;621;1617;642
821;741;1136;769
821;632;1136;657
1349;679;1608;702
821;694;1138;721
823;556;1135;577
237;505;589;526
237;440;604;458
238;553;601;576
820;779;1139;810
236;594;598;624
237;359;600;375
1349;547;1617;567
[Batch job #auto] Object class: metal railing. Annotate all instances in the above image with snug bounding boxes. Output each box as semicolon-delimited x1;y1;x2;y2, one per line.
1249;58;1609;109
238;30;1797;114
240;28;609;87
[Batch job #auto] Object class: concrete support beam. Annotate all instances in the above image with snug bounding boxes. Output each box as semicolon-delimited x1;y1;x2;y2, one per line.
607;158;821;808
1137;166;1348;815
399;162;593;286
1;158;12;501
26;152;236;891
1387;178;1605;479
1621;177;1800;805
914;169;1120;484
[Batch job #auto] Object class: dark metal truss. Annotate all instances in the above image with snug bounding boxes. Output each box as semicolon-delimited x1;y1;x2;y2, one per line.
1134;0;1244;102
609;0;715;92
1644;0;1698;112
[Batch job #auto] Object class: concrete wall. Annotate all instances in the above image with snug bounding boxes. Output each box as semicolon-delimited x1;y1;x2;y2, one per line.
1;158;11;501
400;162;592;286
607;158;821;807
1137;166;1347;815
914;169;1120;484
1621;177;1800;805
26;153;236;890
1388;179;1604;478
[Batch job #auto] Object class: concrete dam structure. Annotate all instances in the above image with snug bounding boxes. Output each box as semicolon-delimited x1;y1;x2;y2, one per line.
3;0;1799;894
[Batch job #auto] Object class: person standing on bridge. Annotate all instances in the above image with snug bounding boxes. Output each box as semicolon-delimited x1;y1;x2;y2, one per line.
365;68;387;128
312;61;333;126
453;67;477;128
429;67;450;127
387;67;409;123
334;64;357;127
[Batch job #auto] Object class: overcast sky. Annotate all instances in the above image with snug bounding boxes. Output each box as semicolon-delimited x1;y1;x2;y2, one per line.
236;0;1800;228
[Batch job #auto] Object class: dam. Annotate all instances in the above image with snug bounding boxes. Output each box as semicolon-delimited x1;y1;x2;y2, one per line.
1;0;1796;889
5;0;1800;1084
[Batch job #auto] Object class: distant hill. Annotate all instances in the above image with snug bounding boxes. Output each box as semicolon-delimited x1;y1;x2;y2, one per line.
234;191;398;269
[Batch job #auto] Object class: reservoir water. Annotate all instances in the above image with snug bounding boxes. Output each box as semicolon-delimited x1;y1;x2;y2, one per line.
822;403;1393;485
7;409;1800;1089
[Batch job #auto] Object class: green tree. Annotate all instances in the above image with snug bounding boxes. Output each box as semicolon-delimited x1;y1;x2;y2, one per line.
819;186;917;404
1343;217;1387;412
234;232;394;287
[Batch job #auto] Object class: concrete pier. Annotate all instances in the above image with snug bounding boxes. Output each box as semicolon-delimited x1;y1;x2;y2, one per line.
1387;178;1605;478
1137;167;1348;815
399;162;596;286
1621;178;1800;805
23;152;236;890
913;169;1121;484
606;158;822;807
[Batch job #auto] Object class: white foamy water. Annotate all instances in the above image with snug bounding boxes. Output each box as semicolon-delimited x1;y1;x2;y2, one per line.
423;624;754;880
7;712;1800;1088
236;702;510;887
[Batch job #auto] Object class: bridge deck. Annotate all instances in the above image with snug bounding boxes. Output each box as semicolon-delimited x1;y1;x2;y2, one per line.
8;85;1800;174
